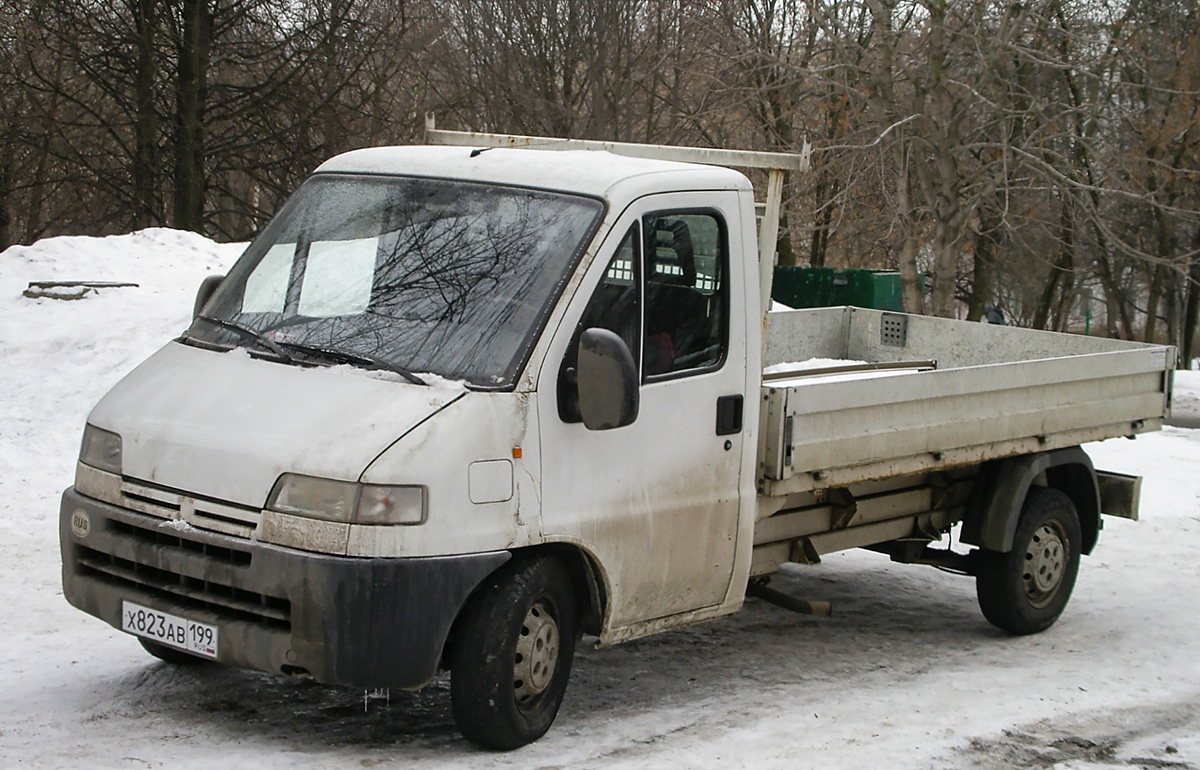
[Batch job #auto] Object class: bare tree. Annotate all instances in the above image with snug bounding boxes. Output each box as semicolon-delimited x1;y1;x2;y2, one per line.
2;0;1196;352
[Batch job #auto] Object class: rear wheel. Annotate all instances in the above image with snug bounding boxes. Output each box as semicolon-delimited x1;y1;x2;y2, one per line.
976;486;1082;635
450;555;578;750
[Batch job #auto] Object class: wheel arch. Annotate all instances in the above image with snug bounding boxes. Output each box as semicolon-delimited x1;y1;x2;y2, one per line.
443;542;609;670
962;446;1101;555
522;542;608;638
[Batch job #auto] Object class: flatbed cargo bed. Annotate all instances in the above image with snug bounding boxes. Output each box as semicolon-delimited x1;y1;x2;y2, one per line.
759;306;1174;496
749;306;1173;575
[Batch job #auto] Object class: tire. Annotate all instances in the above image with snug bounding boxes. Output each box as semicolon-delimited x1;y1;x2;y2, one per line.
138;638;207;665
976;486;1082;635
450;555;578;750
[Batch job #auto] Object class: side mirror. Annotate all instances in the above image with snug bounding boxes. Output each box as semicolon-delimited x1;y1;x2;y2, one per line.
577;328;639;430
193;274;225;320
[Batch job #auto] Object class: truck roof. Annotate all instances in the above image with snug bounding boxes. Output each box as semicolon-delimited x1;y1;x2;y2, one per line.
314;145;753;200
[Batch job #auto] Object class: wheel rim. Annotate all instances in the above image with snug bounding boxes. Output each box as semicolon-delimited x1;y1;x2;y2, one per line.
513;598;559;707
1023;519;1068;609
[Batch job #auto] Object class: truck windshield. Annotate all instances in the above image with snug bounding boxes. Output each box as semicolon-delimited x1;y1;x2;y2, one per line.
186;174;604;388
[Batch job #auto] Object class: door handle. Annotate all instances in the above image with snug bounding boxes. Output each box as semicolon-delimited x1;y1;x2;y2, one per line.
716;394;743;436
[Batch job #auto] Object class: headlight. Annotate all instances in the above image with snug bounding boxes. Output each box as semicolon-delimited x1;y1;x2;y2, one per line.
80;425;122;474
267;474;425;525
269;474;358;521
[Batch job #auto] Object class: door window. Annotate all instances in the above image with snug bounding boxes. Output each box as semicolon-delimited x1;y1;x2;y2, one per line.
641;212;728;378
560;211;729;421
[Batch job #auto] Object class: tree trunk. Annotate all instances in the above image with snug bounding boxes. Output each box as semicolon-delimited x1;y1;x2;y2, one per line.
1033;201;1075;331
23;53;65;243
809;170;838;269
1165;268;1179;349
910;0;965;318
929;220;958;318
132;0;160;229
1145;198;1178;343
777;204;797;267
1183;230;1200;367
1092;248;1133;339
1145;264;1165;343
0;130;12;251
968;208;1000;323
172;0;211;233
893;146;924;314
1052;256;1076;333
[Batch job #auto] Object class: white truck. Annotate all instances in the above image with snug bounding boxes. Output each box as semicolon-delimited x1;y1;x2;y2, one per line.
60;124;1173;750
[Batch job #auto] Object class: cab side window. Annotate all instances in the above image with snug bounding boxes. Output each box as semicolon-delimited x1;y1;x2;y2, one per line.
642;213;727;377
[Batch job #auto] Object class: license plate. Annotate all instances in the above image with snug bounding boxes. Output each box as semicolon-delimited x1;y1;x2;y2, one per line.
121;601;218;659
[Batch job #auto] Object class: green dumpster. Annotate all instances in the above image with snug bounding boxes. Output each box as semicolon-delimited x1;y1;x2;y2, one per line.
772;267;905;312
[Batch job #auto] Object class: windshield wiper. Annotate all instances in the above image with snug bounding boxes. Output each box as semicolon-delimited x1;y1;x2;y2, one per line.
276;341;429;387
193;315;294;363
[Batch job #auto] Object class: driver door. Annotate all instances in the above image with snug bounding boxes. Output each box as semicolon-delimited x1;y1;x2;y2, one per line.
538;192;747;631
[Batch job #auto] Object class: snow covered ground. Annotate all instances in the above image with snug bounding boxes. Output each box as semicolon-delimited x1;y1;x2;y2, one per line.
2;230;1199;769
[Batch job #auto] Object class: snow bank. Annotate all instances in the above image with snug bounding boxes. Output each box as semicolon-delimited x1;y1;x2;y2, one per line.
1;230;243;516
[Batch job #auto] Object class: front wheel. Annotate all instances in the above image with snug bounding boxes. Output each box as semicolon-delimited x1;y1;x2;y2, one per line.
450;555;578;750
976;486;1082;635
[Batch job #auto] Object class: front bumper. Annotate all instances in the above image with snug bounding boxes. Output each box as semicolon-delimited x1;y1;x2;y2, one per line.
59;487;509;689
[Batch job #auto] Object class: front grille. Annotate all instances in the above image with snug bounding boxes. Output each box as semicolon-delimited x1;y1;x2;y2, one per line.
108;519;251;567
78;516;289;629
119;478;261;538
